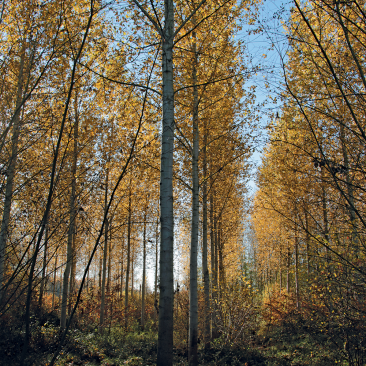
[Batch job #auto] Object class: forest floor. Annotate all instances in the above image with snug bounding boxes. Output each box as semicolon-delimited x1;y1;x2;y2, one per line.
0;319;346;366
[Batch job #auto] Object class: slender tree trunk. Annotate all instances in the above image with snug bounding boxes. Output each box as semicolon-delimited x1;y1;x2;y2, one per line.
120;230;124;302
320;166;330;261
98;255;102;293
107;225;112;294
0;43;25;303
218;225;225;291
157;1;175;364
189;34;199;366
131;245;134;300
287;242;291;294
294;224;300;309
60;100;79;330
52;254;57;310
305;209;310;276
279;244;282;294
210;191;219;340
99;169;109;332
154;217;159;321
38;223;49;313
125;184;132;328
68;225;77;317
141;206;147;331
202;119;210;349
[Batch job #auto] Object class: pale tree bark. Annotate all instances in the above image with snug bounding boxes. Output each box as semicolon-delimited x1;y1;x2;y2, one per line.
210;190;219;340
294;221;300;309
68;228;77;317
99;169;109;332
305;209;310;276
120;230;125;301
60;97;79;330
202;119;210;348
218;224;225;291
189;32;199;366
52;253;57;310
279;244;282;293
320;165;330;262
287;242;291;293
107;227;112;294
0;42;26;304
131;245;134;299
141;199;148;330
157;1;175;364
38;223;49;313
125;182;132;329
154;217;159;321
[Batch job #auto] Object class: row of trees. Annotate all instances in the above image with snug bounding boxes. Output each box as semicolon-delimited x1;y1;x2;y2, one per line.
0;1;258;365
252;0;366;364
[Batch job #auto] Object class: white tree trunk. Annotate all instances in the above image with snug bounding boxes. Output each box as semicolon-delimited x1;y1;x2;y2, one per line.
60;101;78;330
99;169;109;332
157;1;175;364
202;119;210;348
141;206;147;330
125;183;132;328
0;43;25;303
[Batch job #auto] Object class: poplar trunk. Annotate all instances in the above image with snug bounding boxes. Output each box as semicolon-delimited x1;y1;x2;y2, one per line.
189;35;199;366
0;44;25;303
157;0;175;364
100;170;109;332
60;103;78;330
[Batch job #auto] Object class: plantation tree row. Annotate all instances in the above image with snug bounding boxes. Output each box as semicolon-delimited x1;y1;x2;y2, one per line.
0;1;259;365
252;0;366;364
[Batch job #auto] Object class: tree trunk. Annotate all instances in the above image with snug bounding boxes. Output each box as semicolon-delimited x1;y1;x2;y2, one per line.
125;184;132;328
107;225;112;294
294;224;300;309
279;244;282;294
120;230;124;302
287;242;291;293
189;34;199;366
99;169;109;332
60;99;78;330
141;206;147;331
68;224;77;317
38;223;49;313
154;217;159;321
210;191;219;340
131;245;134;300
0;42;25;303
305;209;310;276
202;117;210;348
157;1;175;364
320;166;330;261
52;253;58;310
218;224;225;291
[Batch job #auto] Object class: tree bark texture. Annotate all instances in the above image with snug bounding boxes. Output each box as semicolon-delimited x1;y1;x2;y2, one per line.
0;43;25;303
60;102;78;330
189;35;199;366
99;169;109;331
157;0;175;364
125;183;132;329
202;118;210;348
